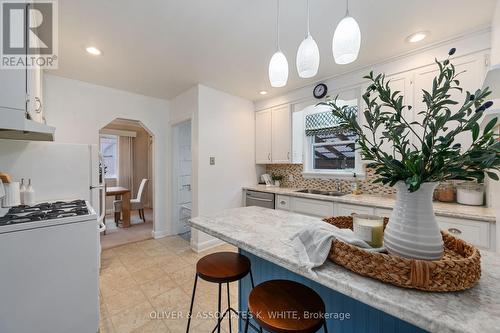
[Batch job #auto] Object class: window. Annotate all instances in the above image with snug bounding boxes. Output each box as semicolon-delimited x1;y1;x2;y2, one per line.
303;97;362;178
99;134;118;179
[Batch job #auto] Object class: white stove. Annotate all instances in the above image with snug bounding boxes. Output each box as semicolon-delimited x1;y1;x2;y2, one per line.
0;199;100;333
0;199;97;233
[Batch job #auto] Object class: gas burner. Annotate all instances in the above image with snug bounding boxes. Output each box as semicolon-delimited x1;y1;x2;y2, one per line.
0;200;90;226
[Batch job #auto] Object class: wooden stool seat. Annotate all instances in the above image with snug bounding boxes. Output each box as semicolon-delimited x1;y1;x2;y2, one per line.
196;252;251;283
247;280;326;333
187;252;256;333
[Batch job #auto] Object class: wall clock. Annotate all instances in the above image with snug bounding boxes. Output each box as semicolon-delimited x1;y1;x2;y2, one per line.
313;83;328;99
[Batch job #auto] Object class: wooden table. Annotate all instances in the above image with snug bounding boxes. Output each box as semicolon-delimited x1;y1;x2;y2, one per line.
106;186;131;228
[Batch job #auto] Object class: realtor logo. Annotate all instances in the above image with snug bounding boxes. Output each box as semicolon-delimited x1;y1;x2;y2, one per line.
1;0;58;69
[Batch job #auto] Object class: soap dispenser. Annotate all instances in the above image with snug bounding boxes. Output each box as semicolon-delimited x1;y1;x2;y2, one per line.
20;178;27;204
24;179;35;206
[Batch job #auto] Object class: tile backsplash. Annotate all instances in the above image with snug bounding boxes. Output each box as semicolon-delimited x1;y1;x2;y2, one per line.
265;164;396;195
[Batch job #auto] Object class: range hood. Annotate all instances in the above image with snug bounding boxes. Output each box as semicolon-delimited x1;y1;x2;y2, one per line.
0;109;55;141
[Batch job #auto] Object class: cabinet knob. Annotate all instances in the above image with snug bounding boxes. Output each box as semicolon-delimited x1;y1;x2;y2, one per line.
280;201;286;205
448;228;462;235
34;97;42;113
268;153;271;161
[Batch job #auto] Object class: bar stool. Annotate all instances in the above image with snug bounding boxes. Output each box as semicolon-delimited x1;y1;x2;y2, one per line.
245;280;328;333
186;252;256;333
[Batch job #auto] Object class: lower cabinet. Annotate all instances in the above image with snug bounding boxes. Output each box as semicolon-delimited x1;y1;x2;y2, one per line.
290;197;334;218
275;195;290;211
336;203;374;216
274;195;495;251
436;216;490;249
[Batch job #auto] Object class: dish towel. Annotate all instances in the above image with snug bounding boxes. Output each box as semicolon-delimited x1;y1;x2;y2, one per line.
291;221;371;274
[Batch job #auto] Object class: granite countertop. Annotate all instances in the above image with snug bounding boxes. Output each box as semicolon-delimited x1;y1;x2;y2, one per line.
243;185;496;223
189;206;500;333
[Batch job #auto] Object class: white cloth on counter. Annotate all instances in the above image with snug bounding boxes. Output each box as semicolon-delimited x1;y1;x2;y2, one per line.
290;221;371;274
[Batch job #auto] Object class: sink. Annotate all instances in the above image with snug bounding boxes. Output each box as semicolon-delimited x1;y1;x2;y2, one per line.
295;189;346;197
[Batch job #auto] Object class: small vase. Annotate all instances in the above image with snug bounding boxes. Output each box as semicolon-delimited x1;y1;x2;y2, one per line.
274;180;280;187
384;182;444;260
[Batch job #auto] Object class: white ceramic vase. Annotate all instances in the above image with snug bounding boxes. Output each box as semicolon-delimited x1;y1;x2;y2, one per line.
384;182;444;260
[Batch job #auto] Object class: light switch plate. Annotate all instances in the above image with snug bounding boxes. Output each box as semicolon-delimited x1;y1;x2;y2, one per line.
209;157;215;165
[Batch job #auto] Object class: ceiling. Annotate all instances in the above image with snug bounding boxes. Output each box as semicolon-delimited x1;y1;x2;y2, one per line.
52;0;497;102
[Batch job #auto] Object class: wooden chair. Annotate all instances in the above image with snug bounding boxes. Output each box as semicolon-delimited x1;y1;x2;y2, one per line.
113;179;149;225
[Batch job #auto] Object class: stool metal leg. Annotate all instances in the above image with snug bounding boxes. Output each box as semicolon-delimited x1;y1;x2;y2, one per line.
217;283;222;333
226;282;232;333
247;270;263;333
244;313;249;333
186;274;198;333
323;319;328;333
249;269;256;288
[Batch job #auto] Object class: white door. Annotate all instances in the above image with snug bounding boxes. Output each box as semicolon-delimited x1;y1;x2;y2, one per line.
255;109;272;164
413;53;487;150
172;120;192;235
271;105;292;163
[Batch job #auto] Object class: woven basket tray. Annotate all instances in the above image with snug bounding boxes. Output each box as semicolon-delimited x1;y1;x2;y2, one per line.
323;216;481;292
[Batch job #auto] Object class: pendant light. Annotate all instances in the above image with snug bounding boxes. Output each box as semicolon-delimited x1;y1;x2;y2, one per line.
332;0;361;65
296;0;320;78
268;0;288;87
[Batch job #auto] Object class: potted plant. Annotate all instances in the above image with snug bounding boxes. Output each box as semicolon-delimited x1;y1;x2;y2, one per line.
321;48;500;260
271;174;284;187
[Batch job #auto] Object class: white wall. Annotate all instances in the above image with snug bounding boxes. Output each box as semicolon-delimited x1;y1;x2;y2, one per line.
170;84;263;251
492;0;500;66
44;75;171;238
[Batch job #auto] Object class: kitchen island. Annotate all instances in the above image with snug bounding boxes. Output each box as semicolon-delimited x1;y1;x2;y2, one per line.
188;206;500;333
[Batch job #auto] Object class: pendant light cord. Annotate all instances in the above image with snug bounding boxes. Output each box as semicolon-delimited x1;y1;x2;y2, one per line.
346;0;350;15
276;0;280;50
306;0;310;36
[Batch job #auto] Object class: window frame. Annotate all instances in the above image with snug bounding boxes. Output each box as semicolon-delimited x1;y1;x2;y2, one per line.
99;134;119;180
301;88;365;179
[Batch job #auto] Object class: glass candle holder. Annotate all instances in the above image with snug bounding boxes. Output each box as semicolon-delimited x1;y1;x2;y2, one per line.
352;214;384;248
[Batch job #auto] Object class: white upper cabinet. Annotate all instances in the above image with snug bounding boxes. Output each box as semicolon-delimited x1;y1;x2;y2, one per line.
361;74;413;158
0;69;26;112
412;53;487;150
255;105;292;164
271;105;292;163
255;109;273;164
292;109;304;164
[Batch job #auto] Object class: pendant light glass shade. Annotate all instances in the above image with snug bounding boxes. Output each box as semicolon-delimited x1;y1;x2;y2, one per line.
332;15;361;65
269;51;289;87
296;35;320;78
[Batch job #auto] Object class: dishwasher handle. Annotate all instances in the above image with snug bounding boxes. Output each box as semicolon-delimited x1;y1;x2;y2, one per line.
246;196;273;203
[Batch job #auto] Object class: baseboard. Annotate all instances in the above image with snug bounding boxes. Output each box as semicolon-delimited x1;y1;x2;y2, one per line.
191;237;224;253
151;229;170;239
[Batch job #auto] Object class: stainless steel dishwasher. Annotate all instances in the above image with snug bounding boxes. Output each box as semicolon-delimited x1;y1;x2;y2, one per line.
245;190;275;209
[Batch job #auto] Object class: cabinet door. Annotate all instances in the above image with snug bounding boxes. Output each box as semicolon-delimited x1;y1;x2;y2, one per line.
436;216;490;249
336;203;374;216
291;197;334;217
255;109;272;164
291;109;304;164
0;69;26;112
27;67;43;122
275;195;290;211
271;105;291;163
361;74;412;159
413;54;486;150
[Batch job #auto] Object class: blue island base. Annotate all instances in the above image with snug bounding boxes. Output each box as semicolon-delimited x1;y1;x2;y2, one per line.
238;249;427;333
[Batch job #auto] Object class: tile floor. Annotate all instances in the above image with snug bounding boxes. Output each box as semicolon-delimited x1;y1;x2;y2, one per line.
99;236;239;333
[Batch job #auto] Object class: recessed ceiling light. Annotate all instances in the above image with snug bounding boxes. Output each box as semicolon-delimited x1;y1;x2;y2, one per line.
406;31;429;43
86;46;101;55
259;90;268;95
